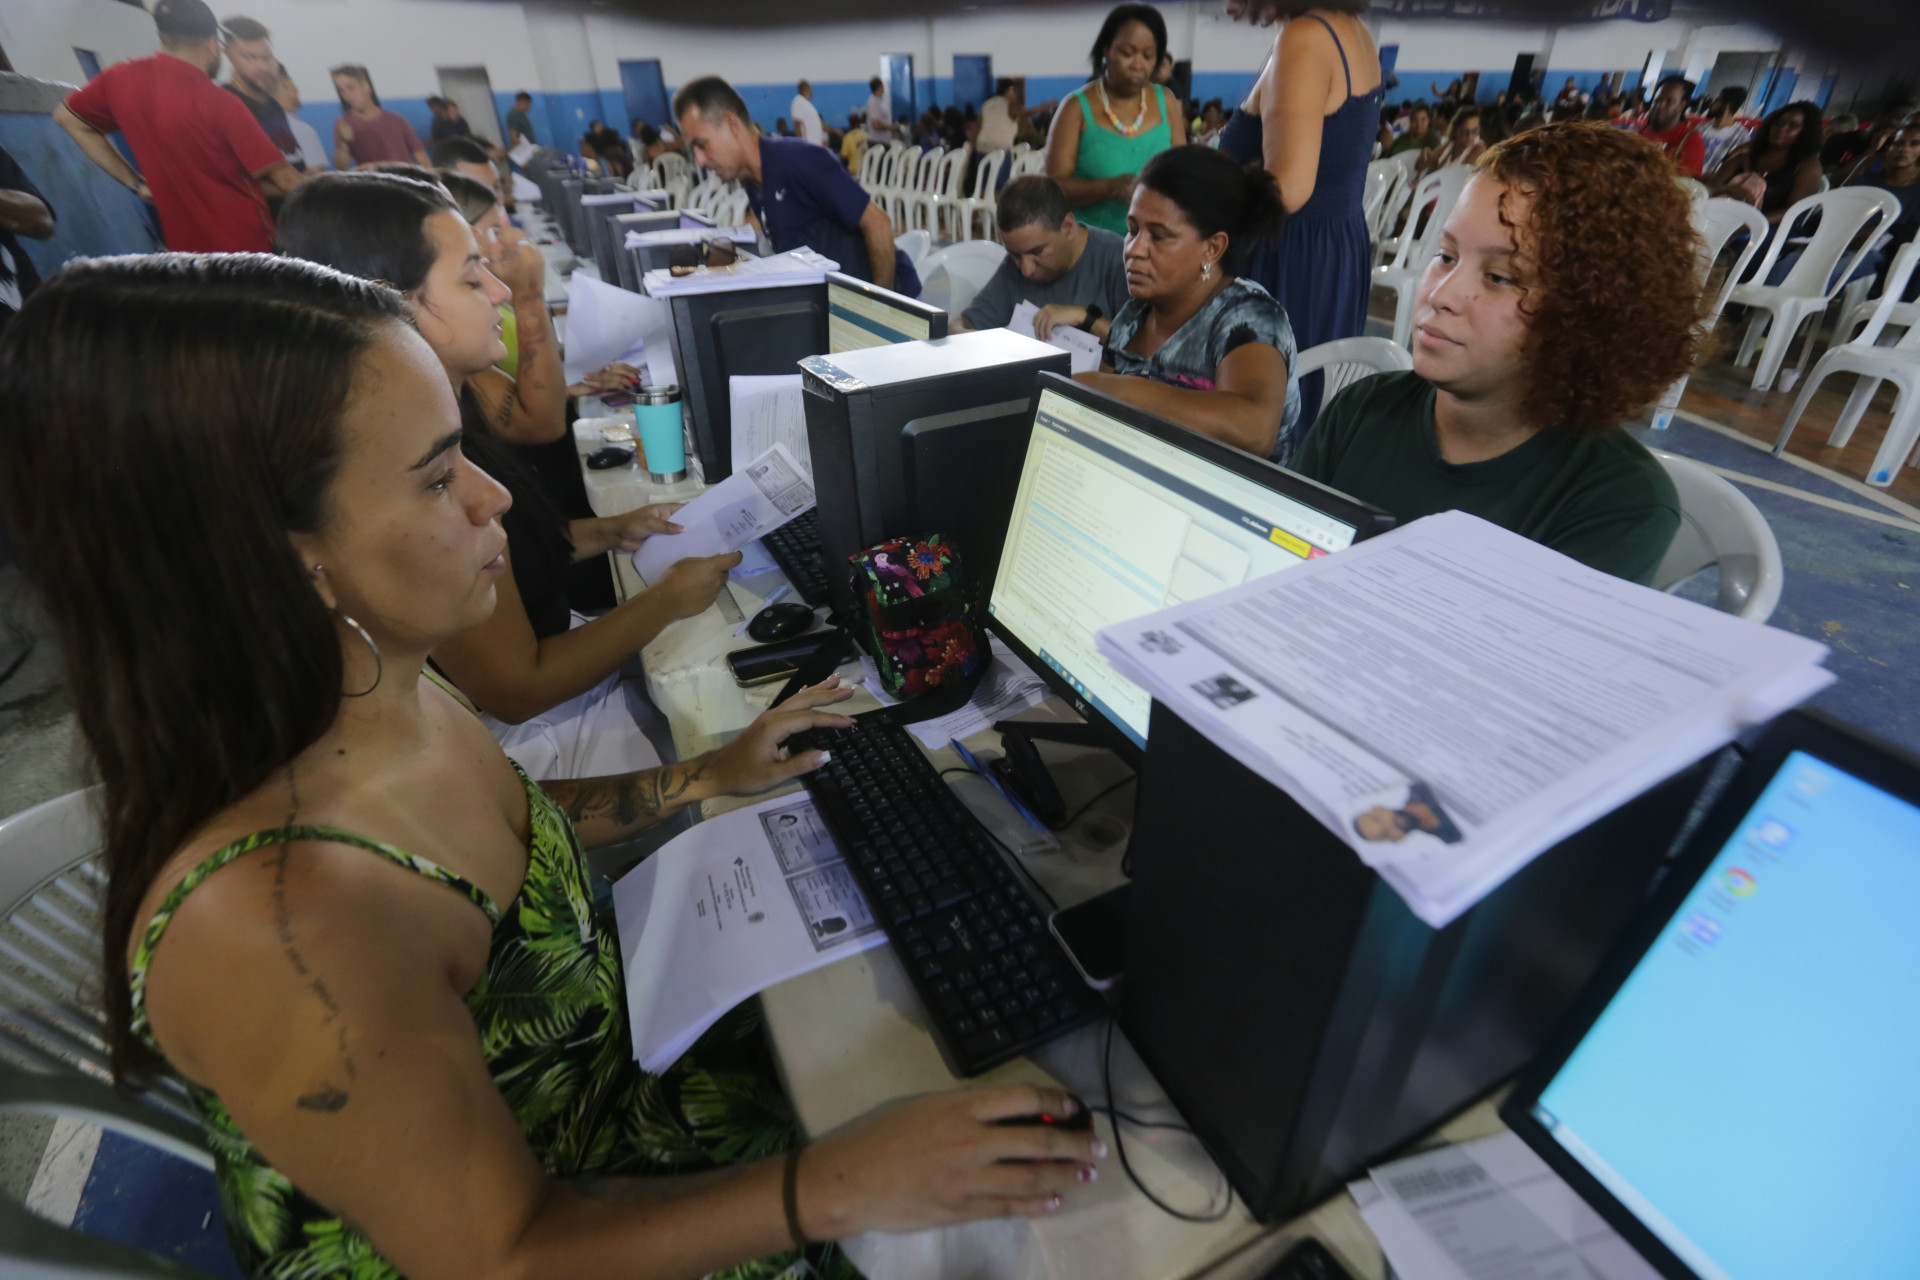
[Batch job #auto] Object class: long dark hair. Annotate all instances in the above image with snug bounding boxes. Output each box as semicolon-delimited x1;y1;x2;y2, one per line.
0;254;408;1078
1090;3;1167;80
329;63;380;109
1757;100;1824;170
1137;145;1286;273
277;170;456;291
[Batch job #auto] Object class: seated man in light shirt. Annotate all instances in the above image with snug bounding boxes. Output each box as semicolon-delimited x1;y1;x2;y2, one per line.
954;175;1129;338
976;78;1056;155
790;79;826;146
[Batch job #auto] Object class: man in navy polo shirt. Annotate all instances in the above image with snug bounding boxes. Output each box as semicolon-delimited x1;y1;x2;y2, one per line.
673;75;919;297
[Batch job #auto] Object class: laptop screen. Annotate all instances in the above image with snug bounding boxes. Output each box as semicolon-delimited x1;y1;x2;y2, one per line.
1528;750;1920;1279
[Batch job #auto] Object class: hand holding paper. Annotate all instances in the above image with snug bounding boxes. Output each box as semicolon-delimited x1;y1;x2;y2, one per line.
631;443;817;583
1009;300;1103;375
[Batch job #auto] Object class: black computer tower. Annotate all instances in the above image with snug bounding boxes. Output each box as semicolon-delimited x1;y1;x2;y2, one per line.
1120;701;1717;1222
799;330;1069;616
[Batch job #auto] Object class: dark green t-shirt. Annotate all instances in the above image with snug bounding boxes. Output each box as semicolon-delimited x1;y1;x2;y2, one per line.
1293;372;1680;584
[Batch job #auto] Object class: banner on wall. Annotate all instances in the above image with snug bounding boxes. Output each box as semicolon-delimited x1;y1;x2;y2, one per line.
1369;0;1671;21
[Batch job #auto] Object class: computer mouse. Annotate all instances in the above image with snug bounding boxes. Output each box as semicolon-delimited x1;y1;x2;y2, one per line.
585;445;636;470
746;601;817;643
991;1095;1094;1132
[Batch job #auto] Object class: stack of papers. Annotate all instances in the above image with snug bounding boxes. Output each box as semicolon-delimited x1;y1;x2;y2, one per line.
562;272;669;383
1352;1132;1658;1280
612;795;883;1071
631;443;815;583
625;225;760;248
729;374;809;478
1008;300;1104;375
643;248;838;297
1095;512;1832;926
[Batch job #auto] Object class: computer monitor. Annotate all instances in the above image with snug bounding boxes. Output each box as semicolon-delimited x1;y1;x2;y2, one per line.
562;177;617;256
666;283;829;481
678;210;716;232
1503;709;1920;1280
985;374;1393;759
611;210;682;291
800;329;1071;616
581;192;641;269
826;273;947;352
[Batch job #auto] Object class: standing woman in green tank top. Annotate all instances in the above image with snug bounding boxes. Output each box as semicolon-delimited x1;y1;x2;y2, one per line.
1046;3;1187;235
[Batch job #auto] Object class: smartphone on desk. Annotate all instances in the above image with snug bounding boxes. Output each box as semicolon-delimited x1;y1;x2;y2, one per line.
726;633;837;688
1048;884;1130;991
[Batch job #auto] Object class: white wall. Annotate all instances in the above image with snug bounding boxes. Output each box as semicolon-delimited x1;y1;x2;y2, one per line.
4;0;1794;105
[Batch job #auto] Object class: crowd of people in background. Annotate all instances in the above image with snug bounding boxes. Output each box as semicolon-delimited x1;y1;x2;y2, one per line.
4;2;1920;1273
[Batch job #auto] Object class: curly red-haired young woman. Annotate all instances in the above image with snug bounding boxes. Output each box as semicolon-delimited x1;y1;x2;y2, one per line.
1292;123;1704;583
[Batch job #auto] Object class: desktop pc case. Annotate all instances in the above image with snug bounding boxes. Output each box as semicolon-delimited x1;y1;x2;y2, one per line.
667;283;829;482
799;330;1070;615
1120;701;1717;1223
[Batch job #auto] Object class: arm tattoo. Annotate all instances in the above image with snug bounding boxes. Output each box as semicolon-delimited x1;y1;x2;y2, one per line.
550;755;712;834
265;842;357;1114
492;385;515;432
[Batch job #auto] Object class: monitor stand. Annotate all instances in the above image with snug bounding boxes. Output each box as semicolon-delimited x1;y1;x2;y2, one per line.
990;720;1113;829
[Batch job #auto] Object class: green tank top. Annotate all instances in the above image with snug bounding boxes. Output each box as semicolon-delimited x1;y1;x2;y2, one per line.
127;761;837;1280
1070;83;1172;234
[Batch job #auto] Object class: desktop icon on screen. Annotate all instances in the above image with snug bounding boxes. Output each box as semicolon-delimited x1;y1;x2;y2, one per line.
1751;818;1791;849
1678;911;1722;952
1719;868;1757;897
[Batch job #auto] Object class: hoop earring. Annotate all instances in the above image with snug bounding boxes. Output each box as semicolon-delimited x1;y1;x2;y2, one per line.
336;612;383;697
1201;261;1214;282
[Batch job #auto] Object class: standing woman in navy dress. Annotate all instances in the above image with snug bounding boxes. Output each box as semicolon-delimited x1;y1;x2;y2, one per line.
1218;0;1382;462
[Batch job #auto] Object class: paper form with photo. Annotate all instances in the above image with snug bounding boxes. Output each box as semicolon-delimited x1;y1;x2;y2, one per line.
729;374;810;478
562;271;661;383
1095;511;1833;926
631;443;816;583
611;794;882;1072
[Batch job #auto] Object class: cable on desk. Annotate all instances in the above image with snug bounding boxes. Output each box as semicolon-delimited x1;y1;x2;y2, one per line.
1102;1015;1236;1224
1049;773;1138;832
936;764;1060;912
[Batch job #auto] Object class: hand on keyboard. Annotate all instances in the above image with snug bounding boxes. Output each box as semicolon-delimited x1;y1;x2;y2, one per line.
705;676;855;797
794;1085;1106;1236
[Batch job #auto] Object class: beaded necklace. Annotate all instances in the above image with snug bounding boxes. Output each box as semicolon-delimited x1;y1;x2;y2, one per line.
1096;79;1151;137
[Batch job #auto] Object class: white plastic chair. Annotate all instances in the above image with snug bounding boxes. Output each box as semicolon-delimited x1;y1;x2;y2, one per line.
1773;239;1920;487
712;186;751;228
1292;336;1412;403
894;228;933;275
1650;198;1771;429
0;788;218;1276
1372;165;1471;349
910;147;970;238
1360;160;1397;242
952;149;1009;242
1649;450;1784;623
887;148;942;231
857;142;890;197
919;239;1007;319
1727;187;1902;391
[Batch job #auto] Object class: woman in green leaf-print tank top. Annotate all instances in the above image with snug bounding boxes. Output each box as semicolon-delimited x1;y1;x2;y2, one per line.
1045;4;1186;234
0;254;1105;1280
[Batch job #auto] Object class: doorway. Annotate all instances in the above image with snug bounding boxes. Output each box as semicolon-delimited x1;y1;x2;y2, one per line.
437;66;501;145
952;55;992;112
882;54;916;134
620;59;670;133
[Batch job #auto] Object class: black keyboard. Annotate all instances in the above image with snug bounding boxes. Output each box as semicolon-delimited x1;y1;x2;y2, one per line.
795;715;1108;1076
761;510;831;606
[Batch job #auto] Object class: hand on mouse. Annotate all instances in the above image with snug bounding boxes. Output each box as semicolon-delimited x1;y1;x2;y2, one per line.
793;1086;1105;1237
704;677;856;796
649;551;741;619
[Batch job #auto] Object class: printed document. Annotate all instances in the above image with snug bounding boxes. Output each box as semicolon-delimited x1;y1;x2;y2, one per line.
729;375;810;478
612;795;882;1072
631;444;816;583
1353;1132;1660;1280
1008;300;1104;375
643;248;838;297
562;272;660;383
1096;511;1832;925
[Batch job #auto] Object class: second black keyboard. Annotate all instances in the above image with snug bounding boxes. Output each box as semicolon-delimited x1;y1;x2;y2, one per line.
762;509;831;606
795;715;1109;1076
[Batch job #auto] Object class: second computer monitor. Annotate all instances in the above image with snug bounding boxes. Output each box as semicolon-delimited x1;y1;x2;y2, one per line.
826;273;947;352
986;374;1394;759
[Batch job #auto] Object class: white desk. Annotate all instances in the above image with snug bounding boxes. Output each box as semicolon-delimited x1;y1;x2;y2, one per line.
573;404;1498;1280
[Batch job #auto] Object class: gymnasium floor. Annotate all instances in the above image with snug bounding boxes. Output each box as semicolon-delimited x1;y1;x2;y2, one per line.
1;315;1916;1272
